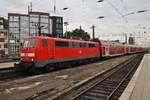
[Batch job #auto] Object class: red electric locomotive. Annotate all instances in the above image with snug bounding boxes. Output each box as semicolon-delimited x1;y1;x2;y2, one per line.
16;36;100;71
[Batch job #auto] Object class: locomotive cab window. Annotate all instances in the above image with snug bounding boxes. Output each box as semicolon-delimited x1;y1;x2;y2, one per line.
23;38;37;47
42;39;48;46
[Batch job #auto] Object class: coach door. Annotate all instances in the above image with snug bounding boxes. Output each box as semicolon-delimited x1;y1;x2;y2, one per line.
105;46;109;56
102;46;105;56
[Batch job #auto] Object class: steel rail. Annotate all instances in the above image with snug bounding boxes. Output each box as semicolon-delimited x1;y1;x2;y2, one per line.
106;57;140;100
55;55;143;100
70;55;141;100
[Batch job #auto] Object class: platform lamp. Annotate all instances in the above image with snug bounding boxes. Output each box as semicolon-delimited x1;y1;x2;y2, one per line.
97;0;104;2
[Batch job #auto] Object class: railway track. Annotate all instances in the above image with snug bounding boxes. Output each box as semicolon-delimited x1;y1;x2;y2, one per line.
0;58;18;63
0;54;143;100
0;53;139;80
52;54;143;100
0;67;22;82
0;66;43;83
0;54;127;83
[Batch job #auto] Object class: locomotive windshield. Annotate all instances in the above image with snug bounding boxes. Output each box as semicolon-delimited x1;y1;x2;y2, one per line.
23;38;37;47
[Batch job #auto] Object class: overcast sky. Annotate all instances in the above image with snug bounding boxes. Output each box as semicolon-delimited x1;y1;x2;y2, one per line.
0;0;150;46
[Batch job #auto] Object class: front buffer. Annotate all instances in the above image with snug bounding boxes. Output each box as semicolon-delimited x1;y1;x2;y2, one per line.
14;61;35;73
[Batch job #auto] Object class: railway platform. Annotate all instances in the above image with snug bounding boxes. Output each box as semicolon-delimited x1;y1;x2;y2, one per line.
120;53;150;100
0;62;16;69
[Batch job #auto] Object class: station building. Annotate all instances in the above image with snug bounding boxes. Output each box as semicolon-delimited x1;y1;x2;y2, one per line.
8;11;63;57
0;17;9;57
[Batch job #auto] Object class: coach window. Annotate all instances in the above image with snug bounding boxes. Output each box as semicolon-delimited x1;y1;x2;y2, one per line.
76;42;80;48
79;43;83;48
72;42;76;47
89;44;96;48
79;43;84;48
85;43;89;48
42;39;48;46
82;43;85;48
72;42;80;48
69;42;72;48
73;42;80;48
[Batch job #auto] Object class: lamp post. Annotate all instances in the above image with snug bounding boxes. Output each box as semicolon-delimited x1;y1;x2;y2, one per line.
97;0;104;3
62;7;69;36
96;16;105;40
53;0;69;14
38;25;44;36
97;16;105;19
63;7;69;10
91;25;95;40
54;0;56;13
32;23;38;36
32;23;44;36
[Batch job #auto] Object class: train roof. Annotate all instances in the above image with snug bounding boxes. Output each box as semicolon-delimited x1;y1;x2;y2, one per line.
27;36;98;44
124;44;145;48
100;40;125;46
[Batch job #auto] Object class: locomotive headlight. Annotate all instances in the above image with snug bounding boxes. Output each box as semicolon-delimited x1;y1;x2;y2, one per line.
31;58;34;61
27;53;35;57
20;53;25;57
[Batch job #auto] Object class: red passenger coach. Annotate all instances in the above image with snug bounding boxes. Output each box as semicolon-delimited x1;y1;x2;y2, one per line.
18;36;100;71
100;41;126;57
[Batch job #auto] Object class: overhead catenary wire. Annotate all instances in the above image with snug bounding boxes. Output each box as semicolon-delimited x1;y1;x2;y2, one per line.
105;0;128;23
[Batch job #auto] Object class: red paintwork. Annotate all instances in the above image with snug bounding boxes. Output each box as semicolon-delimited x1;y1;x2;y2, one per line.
21;36;100;62
100;41;126;56
20;36;145;66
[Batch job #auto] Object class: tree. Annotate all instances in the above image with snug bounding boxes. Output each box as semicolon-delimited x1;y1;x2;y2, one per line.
92;38;100;42
64;28;90;40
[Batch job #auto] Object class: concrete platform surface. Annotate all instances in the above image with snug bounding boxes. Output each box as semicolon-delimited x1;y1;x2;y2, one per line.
120;54;150;100
0;62;17;69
